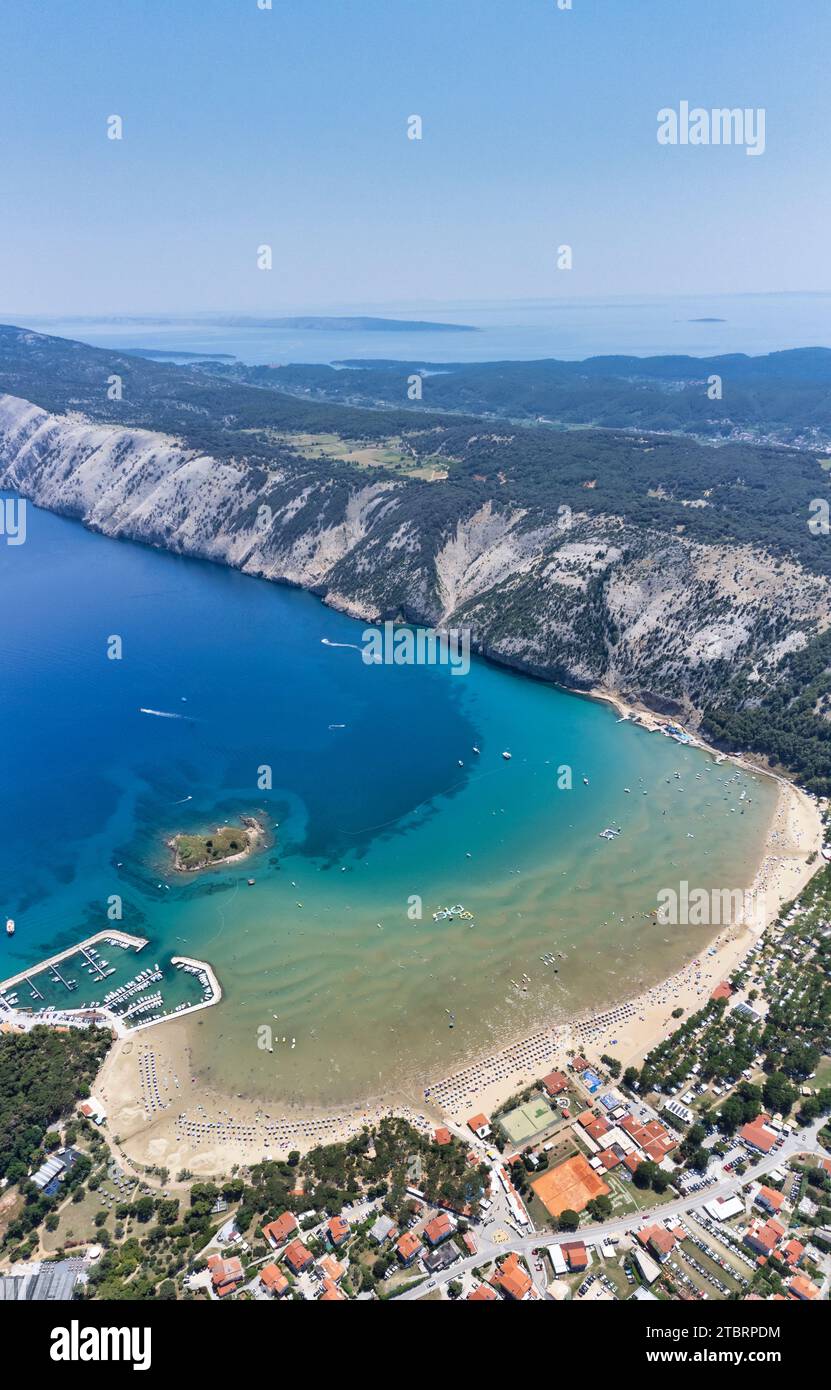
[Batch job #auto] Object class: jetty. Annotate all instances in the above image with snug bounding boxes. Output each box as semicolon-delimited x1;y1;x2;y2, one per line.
0;929;148;997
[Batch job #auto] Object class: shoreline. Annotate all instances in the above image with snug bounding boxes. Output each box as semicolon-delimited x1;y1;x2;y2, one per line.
90;732;826;1177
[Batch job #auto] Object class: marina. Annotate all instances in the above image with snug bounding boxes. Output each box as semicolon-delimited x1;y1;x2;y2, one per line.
0;930;221;1034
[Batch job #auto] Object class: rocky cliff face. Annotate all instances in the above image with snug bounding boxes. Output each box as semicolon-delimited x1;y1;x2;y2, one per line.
1;390;828;719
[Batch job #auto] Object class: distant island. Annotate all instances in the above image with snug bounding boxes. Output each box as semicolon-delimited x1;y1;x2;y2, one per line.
213;315;478;333
688;317;726;322
169;815;264;871
34;313;477;333
124;349;236;361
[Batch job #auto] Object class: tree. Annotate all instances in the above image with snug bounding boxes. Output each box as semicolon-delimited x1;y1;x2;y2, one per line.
763;1071;797;1116
559;1208;579;1231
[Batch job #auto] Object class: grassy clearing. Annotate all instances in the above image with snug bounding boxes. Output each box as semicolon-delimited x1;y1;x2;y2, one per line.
270;430;450;480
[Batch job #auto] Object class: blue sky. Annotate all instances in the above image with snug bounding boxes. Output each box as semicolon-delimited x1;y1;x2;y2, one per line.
0;0;828;313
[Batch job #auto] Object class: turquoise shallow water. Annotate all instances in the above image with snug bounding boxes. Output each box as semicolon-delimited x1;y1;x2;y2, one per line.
0;497;776;1105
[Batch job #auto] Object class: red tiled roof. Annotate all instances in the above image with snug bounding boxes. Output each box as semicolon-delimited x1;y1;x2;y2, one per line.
262;1211;298;1246
639;1225;676;1257
260;1263;289;1295
562;1241;587;1271
320;1255;344;1283
710;981;733;1001
542;1070;569;1096
208;1254;243;1295
745;1219;785;1255
284;1238;313;1273
619;1113;677;1161
740;1114;777;1153
327;1215;350;1245
424;1212;453;1245
789;1274;819;1300
434;1126;452;1145
491;1252;532;1300
756;1185;784;1212
468;1283;498;1300
397;1231;422;1261
467;1113;489;1132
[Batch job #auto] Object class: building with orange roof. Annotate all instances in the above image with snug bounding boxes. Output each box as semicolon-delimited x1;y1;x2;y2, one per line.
424;1212;455;1246
755;1185;785;1215
788;1274;819;1300
571;1055;590;1072
468;1282;498;1300
740;1114;778;1154
467;1113;491;1138
463;1231;477;1255
562;1241;588;1271
262;1211;298;1248
397;1231;423;1265
327;1214;350;1248
259;1263;289;1297
284;1238;314;1275
319;1278;345;1301
781;1239;804;1268
638;1225;677;1262
541;1070;569;1097
710;981;733;1001
579;1112;611;1143
207;1254;243;1297
744;1218;785;1258
434;1125;452;1145
319;1254;345;1283
491;1252;533;1301
619;1113;678;1163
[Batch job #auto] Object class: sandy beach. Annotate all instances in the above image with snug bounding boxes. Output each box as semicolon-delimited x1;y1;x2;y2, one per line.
92;750;825;1179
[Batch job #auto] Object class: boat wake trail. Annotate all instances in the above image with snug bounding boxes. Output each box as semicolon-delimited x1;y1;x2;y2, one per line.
321;637;361;652
139;707;188;720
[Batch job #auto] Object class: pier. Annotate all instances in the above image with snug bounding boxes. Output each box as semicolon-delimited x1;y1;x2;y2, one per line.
0;930;148;996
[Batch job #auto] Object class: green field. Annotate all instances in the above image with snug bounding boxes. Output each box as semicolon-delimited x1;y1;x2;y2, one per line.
270;430;450;480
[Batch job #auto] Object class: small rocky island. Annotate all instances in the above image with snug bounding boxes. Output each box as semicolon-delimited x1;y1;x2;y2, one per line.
169;815;264;871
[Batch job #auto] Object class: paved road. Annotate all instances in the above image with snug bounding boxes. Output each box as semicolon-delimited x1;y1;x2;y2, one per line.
398;1119;827;1299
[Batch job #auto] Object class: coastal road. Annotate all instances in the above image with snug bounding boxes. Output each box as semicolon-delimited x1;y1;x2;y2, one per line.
397;1119;827;1299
